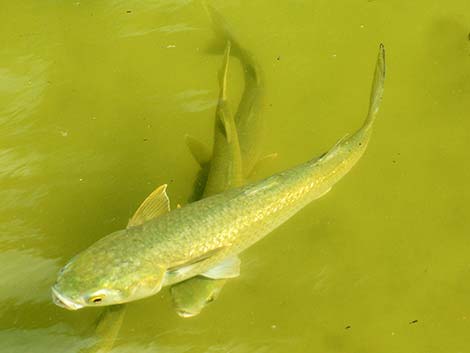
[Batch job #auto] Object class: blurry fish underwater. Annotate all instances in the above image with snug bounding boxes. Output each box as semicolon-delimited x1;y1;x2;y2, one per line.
170;6;266;318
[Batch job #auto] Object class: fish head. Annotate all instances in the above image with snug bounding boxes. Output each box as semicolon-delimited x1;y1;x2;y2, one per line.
51;260;128;310
52;230;166;310
51;283;123;310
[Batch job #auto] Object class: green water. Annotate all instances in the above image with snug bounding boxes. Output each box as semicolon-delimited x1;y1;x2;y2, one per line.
1;1;470;352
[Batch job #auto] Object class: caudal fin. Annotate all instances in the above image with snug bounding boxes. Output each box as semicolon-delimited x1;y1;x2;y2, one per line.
364;44;386;129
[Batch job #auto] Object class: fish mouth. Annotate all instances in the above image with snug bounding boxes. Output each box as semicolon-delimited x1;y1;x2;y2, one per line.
51;286;84;310
176;309;200;318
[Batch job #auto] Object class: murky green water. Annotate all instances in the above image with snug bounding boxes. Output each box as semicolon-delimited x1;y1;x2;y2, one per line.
1;1;470;352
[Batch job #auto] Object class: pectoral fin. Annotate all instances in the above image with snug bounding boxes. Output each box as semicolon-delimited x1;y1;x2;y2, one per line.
127;184;170;228
201;256;240;279
167;247;226;279
314;187;331;200
185;135;212;166
131;265;167;300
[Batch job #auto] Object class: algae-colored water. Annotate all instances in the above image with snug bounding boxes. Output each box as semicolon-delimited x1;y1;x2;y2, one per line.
1;1;470;352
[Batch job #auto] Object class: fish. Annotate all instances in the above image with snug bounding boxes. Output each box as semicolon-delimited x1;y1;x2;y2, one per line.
171;276;227;318
171;41;242;318
185;4;265;202
203;3;265;177
196;40;244;198
79;305;127;353
52;44;385;311
73;13;244;352
171;34;256;317
172;4;267;318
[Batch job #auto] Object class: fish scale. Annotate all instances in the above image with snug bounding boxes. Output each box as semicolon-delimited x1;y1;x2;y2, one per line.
135;134;371;287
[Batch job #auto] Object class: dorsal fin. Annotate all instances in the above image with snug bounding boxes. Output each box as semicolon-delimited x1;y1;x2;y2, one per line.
127;184;170;228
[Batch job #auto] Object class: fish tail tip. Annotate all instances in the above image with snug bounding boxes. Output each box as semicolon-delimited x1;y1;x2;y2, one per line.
378;43;386;73
364;43;386;126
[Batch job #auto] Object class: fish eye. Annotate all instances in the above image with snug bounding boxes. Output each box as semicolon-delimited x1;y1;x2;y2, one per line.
89;295;105;304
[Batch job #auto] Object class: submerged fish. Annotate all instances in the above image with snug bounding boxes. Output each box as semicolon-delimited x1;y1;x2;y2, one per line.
79;305;127;353
171;5;267;318
171;3;275;317
171;276;227;318
185;4;264;202
204;4;265;177
194;40;244;199
171;37;255;317
52;45;385;311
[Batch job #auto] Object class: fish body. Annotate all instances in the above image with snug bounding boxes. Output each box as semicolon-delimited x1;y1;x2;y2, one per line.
155;119;373;287
52;45;385;310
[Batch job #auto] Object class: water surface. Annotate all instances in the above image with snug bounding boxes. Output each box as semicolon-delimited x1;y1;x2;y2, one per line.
1;1;470;352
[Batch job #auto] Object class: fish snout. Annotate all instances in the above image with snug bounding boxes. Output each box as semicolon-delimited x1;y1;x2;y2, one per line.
51;286;84;310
